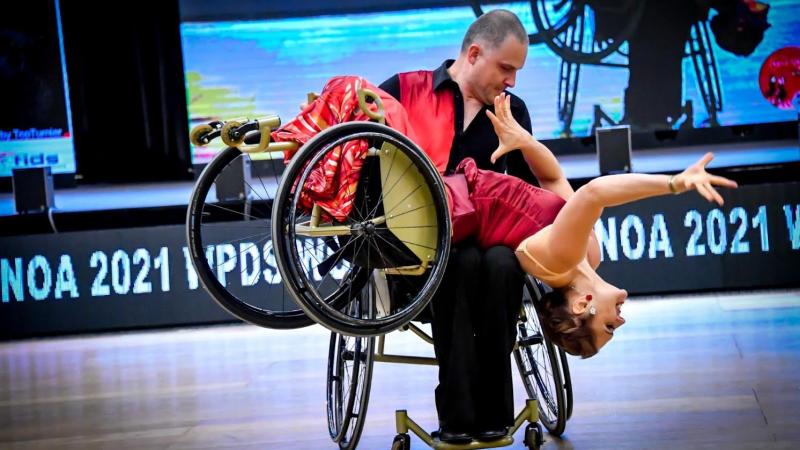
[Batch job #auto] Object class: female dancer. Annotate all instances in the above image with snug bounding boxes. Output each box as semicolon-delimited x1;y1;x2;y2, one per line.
479;92;738;358
272;77;737;357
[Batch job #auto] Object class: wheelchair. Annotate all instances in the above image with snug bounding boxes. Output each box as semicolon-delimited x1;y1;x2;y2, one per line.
186;90;573;449
382;275;573;450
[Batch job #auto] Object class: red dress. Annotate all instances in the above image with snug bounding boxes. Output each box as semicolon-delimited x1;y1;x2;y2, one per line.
444;158;566;249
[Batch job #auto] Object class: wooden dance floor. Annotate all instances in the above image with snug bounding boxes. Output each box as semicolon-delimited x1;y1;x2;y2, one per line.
2;290;799;449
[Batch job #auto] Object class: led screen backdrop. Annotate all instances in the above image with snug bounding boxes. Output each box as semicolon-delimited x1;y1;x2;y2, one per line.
0;0;76;177
180;1;800;163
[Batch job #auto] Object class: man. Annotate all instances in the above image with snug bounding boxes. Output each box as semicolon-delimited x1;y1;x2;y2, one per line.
379;9;536;444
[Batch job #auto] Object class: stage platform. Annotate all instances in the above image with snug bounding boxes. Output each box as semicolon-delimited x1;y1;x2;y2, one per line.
1;139;798;223
1;289;798;449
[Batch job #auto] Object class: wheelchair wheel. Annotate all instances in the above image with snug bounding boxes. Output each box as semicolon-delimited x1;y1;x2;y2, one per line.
525;423;544;450
688;20;723;126
514;277;568;436
391;433;411;450
559;346;574;420
532;0;645;64
326;286;375;449
272;121;451;337
528;280;575;420
187;146;364;329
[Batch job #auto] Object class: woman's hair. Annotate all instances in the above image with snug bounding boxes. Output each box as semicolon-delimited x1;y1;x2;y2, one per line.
536;289;599;359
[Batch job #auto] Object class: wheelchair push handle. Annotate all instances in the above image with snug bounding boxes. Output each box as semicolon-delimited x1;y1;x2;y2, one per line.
308;89;383;123
357;88;386;124
234;116;286;154
190;87;383;153
189;115;298;155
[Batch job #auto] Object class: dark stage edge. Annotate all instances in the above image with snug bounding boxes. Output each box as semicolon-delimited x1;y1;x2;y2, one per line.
1;139;797;236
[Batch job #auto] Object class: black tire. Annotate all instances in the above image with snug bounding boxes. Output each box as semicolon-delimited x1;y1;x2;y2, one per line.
559;346;574;420
514;277;568;436
326;289;375;449
272;121;451;337
525;423;544;450
391;433;411;450
531;0;646;64
187;146;317;329
688;20;723;125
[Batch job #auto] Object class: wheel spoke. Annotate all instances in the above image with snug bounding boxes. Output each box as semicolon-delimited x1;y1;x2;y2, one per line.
278;123;446;337
188;146;316;337
203;201;261;221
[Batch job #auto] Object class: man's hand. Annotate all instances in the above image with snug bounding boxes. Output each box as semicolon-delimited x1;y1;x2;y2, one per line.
486;93;534;164
673;152;738;205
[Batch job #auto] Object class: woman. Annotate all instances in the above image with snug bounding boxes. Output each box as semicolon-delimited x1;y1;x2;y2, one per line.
480;93;738;358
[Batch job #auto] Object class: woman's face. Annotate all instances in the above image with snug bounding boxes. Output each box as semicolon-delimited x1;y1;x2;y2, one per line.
571;280;628;351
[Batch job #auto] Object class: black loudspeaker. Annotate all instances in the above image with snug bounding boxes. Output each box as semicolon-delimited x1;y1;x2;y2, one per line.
215;157;252;202
596;125;632;175
12;167;55;214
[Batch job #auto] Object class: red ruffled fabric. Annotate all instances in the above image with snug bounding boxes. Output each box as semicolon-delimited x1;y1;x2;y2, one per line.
270;76;417;222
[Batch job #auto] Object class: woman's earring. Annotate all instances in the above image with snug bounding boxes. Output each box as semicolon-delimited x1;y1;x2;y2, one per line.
589;305;597;315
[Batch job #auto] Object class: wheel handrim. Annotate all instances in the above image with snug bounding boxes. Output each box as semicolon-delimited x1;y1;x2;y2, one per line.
273;122;451;336
515;279;568;435
186;146;313;329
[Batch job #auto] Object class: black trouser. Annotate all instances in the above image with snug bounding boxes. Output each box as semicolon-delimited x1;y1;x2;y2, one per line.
430;240;525;432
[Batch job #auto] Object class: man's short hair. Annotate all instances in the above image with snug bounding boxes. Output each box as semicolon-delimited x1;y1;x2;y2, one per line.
460;9;529;52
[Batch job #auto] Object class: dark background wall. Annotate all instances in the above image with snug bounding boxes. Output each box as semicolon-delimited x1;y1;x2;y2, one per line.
178;0;476;21
60;2;192;183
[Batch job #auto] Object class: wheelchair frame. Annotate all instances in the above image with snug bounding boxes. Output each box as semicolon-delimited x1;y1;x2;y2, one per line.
188;88;572;450
375;276;572;450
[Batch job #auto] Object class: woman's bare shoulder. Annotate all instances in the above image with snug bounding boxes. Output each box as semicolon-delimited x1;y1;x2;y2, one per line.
516;226;574;288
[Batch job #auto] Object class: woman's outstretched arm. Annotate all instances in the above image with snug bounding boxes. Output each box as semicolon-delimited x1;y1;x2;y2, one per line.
538;153;738;273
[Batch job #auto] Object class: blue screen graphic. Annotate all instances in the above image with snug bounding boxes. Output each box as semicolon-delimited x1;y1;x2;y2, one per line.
180;1;800;163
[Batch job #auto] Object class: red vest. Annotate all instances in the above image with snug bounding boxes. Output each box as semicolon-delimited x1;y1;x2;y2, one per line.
397;71;454;174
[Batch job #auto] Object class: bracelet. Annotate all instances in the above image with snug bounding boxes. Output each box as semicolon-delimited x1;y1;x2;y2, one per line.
668;175;679;194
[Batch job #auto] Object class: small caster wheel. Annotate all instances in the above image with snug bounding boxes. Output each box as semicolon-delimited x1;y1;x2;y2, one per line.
220;120;246;147
391;433;410;450
190;123;213;146
525;423;544;450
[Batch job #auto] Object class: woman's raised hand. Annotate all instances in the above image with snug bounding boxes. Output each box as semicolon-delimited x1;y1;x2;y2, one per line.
486;93;534;164
674;152;738;205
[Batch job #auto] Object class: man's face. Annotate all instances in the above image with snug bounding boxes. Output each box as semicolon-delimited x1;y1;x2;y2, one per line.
466;36;528;105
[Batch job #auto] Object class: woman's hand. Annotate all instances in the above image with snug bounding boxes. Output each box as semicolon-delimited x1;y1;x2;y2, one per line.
674;152;738;205
486;93;534;164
